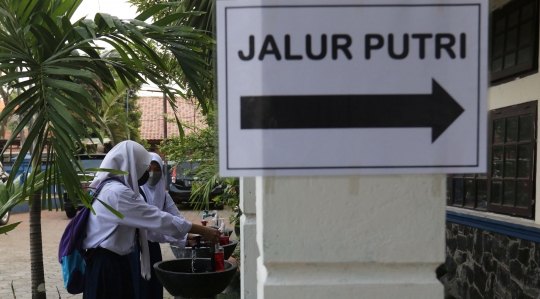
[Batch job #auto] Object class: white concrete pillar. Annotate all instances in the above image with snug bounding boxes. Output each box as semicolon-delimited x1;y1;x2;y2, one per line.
256;175;446;299
240;177;258;299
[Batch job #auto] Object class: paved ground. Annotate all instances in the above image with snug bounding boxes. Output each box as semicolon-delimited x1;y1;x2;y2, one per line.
0;206;234;299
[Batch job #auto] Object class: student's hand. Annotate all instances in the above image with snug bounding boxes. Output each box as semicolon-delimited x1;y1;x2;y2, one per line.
190;224;221;244
200;227;221;244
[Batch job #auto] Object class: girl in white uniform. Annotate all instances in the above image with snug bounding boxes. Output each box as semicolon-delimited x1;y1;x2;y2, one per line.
131;152;188;298
82;141;220;299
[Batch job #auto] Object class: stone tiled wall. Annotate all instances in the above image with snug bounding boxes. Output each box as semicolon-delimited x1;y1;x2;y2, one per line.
442;222;540;299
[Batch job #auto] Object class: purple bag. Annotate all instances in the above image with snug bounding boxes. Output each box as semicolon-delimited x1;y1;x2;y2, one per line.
58;178;122;294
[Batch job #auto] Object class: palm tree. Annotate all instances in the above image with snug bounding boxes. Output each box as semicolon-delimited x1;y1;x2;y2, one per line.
80;77;142;147
129;1;242;216
129;0;215;105
103;89;140;144
0;0;212;297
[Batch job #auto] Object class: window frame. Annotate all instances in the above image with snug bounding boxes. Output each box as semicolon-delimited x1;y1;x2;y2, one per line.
447;101;537;219
490;0;539;83
447;174;488;211
487;101;537;218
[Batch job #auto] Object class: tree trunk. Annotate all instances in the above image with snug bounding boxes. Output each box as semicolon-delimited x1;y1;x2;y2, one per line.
30;191;46;299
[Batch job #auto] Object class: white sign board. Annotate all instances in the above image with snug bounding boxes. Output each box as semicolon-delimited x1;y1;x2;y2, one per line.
217;0;488;177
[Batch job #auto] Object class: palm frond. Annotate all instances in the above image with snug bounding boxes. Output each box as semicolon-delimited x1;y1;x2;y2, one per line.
0;0;213;215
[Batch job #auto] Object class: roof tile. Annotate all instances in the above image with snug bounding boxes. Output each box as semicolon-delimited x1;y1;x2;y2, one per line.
138;96;205;140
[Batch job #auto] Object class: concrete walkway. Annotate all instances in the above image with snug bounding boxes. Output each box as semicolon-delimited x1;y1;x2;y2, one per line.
0;207;234;299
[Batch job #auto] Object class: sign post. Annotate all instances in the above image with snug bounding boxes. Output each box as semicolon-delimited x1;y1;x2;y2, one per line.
217;1;488;298
218;1;487;177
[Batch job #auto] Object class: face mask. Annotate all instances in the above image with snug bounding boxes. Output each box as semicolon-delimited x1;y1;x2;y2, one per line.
147;172;162;186
138;170;149;187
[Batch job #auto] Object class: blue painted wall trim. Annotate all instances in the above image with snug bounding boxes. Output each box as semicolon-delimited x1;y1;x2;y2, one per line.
447;210;540;243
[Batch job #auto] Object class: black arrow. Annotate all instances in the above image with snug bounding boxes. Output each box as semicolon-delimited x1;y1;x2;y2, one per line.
240;79;464;142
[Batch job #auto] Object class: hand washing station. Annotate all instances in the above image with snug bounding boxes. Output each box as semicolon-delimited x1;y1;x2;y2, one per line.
156;212;239;299
170;239;238;260
154;258;238;299
157;236;239;299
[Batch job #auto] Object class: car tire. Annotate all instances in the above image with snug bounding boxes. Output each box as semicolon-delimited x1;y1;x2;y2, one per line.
0;210;10;226
65;207;77;219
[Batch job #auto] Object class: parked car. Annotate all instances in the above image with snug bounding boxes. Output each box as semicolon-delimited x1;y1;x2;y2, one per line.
0;161;11;226
0;162;8;183
63;153;106;218
0;209;9;226
169;161;223;208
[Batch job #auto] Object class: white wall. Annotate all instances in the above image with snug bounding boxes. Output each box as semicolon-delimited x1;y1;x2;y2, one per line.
240;177;259;299
256;175;446;299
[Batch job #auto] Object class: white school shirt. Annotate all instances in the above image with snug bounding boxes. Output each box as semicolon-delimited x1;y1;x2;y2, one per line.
143;189;187;247
82;181;192;255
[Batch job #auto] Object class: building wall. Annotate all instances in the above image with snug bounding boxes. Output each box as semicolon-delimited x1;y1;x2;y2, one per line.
487;0;540;223
443;222;540;299
442;1;540;298
491;0;513;9
489;74;540;223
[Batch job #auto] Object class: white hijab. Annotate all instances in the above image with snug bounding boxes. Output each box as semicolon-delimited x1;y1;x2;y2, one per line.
89;140;153;280
89;140;151;196
141;153;166;209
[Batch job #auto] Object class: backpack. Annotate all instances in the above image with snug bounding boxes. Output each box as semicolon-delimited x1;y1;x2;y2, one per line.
58;178;122;294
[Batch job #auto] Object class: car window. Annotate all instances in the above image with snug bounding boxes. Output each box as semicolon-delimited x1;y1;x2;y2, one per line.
178;162;200;178
80;159;105;170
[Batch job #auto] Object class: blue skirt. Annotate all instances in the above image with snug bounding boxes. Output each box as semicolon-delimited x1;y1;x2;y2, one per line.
128;240;164;299
83;248;135;299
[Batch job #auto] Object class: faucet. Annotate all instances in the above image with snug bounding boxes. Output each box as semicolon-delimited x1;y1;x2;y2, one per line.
192;235;203;249
202;210;216;220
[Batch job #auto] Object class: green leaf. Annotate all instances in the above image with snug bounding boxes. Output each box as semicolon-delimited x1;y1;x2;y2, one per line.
135;3;180;21
47;90;98;127
50;0;82;19
97;13;116;28
98;38;134;68
84;168;128;175
17;0;40;24
42;66;95;78
152;12;205;27
128;19;164;33
34;12;63;39
0;69;39;85
123;23;146;41
74;26;91;39
100;36;144;69
44;78;92;99
0;222;22;234
95;198;124;219
47;97;86;136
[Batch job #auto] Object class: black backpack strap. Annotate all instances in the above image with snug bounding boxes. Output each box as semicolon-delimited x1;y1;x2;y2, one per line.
84;178;124;258
139;187;147;203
